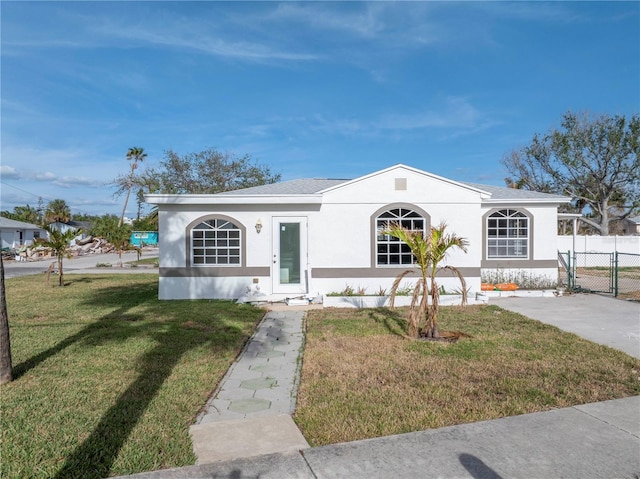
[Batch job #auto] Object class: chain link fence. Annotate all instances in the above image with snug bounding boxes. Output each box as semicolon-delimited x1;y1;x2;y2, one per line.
558;251;640;300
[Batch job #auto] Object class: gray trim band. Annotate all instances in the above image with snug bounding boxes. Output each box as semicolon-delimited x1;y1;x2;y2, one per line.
161;267;271;278
480;259;558;268
311;267;481;278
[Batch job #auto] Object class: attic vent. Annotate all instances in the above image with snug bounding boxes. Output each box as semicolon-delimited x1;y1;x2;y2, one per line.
395;178;407;190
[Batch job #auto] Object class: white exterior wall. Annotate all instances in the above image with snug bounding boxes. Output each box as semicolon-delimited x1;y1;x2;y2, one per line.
157;206;260;299
0;228;44;249
157;204;316;299
154;166;566;300
305;168;484;295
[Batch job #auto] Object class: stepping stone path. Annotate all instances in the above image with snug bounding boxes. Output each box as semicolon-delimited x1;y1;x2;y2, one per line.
190;310;309;464
195;310;306;423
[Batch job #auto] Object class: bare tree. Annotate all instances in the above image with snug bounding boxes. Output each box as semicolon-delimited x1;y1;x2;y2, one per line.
502;112;639;235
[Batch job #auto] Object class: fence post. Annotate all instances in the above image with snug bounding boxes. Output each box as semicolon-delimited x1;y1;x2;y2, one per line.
614;252;619;298
567;250;572;290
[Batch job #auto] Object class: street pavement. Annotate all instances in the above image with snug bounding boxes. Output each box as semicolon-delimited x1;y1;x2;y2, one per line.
114;293;640;479
2;248;159;279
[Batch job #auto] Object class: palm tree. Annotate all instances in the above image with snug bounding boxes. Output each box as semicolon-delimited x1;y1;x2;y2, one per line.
39;225;81;286
118;147;147;227
44;199;71;225
0;255;12;384
385;222;469;339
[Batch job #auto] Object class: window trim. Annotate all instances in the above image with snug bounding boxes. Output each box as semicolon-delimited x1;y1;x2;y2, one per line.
370;203;430;268
483;208;533;261
186;215;246;268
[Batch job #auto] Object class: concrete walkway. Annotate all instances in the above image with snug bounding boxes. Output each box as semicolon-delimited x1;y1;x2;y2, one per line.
116;294;640;479
189;310;310;463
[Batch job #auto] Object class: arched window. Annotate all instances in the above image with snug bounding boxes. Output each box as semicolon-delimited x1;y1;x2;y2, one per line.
487;209;529;258
191;218;242;266
375;207;426;266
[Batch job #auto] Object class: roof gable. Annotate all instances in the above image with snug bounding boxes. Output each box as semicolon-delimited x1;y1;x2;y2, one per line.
318;164;487;196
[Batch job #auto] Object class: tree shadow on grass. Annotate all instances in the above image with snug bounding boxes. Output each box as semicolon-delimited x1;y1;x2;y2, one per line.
12;277;257;479
367;307;407;337
12;280;159;379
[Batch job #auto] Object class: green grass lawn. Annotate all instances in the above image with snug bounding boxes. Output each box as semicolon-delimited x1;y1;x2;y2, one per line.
4;275;639;477
1;274;264;479
294;306;640;446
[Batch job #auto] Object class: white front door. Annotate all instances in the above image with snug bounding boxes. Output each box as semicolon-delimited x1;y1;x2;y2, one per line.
272;217;308;295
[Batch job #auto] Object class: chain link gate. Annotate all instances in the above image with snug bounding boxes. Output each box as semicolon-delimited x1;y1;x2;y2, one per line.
573;252;615;294
615;253;640;301
558;251;640;300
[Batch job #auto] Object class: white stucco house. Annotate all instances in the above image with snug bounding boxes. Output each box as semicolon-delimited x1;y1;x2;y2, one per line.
0;217;46;250
145;164;570;301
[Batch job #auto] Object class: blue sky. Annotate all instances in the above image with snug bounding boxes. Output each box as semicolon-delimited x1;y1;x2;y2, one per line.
1;1;638;218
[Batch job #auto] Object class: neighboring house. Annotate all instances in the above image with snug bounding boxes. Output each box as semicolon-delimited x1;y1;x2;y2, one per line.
0;217;47;249
622;216;640;235
146;164;571;300
47;221;90;245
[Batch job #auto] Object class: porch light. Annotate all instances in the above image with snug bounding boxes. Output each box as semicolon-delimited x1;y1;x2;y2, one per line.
255;219;263;234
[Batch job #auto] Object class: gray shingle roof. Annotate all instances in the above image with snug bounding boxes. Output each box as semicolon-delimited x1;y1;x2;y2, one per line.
217;178;350;195
461;182;569;201
219;177;568;202
0;217;44;230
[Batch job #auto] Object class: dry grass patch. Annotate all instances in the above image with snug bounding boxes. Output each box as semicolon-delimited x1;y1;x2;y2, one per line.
294;305;640;446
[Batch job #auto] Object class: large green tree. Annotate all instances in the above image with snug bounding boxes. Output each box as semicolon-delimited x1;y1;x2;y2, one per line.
145;147;281;194
502;112;640;235
89;214;132;245
1;204;40;225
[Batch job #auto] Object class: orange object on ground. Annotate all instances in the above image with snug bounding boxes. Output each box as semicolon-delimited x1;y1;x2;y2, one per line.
480;283;494;291
495;283;518;291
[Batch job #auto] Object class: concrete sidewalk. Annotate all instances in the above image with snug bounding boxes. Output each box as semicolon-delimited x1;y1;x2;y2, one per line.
115;294;640;479
117;395;639;479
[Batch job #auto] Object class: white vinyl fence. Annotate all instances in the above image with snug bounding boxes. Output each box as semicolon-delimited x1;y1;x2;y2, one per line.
558;235;640;254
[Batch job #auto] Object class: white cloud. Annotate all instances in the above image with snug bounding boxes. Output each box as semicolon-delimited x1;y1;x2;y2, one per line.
0;165;21;179
93;13;318;62
290;96;495;139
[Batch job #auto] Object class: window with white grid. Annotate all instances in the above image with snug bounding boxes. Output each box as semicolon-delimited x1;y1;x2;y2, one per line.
376;208;426;266
191;219;241;266
487;209;529;258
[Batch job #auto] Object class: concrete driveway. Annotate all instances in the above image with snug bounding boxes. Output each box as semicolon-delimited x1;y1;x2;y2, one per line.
492;293;640;358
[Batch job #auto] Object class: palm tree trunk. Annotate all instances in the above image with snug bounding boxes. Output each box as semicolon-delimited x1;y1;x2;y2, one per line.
118;186;132;228
422;276;440;338
58;255;64;287
0;256;13;384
